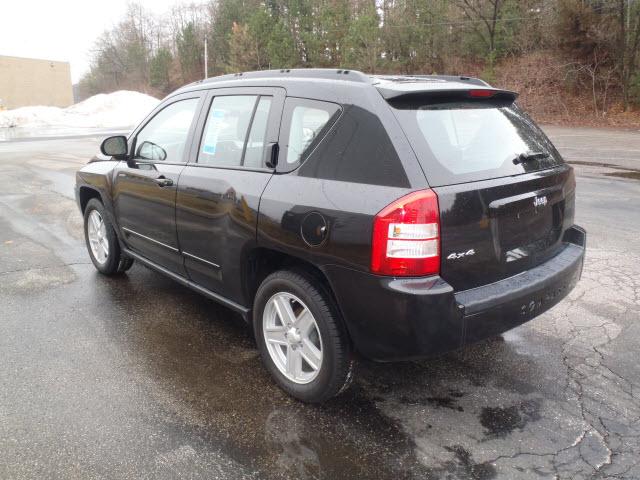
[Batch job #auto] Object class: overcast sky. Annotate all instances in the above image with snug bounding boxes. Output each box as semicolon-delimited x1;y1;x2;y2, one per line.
1;0;199;83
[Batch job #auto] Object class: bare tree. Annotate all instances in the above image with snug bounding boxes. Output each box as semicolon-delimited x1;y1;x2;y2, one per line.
456;0;504;57
617;0;640;109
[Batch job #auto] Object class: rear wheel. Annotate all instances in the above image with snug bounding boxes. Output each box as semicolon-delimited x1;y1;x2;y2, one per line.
254;270;354;403
84;198;132;275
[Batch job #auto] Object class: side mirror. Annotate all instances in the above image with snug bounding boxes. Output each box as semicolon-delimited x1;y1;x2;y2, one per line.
100;136;128;159
136;141;167;161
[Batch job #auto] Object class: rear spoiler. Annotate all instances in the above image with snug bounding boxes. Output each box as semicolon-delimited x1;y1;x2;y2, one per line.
378;87;519;105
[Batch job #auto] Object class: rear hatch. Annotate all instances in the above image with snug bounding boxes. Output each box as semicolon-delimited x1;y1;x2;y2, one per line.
389;88;576;290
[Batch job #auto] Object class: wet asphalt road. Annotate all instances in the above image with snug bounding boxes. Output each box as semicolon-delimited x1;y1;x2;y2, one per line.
0;127;639;480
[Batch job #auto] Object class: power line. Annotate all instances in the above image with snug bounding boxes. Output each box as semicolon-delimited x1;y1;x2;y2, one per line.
378;15;544;29
249;15;545;37
264;15;545;36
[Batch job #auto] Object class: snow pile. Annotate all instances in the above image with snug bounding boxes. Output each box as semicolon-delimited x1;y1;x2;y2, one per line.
0;91;160;129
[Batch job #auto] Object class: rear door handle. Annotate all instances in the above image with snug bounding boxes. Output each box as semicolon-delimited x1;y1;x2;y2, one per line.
265;142;279;169
154;176;173;187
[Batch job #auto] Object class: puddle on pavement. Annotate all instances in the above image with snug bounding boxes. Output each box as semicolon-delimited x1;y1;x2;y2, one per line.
11;260;568;480
569;160;640;172
433;445;497;480
0;216;78;292
5;259;561;480
96;270;435;479
0;265;77;294
604;171;640;181
18;192;84;239
569;160;640;181
479;400;541;439
93;263;555;479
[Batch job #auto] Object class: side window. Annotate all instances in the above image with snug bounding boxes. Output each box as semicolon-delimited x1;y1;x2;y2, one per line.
198;95;272;168
280;98;340;166
134;98;199;163
243;97;272;168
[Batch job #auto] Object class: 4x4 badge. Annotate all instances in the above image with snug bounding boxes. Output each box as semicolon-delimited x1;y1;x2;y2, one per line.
447;249;475;260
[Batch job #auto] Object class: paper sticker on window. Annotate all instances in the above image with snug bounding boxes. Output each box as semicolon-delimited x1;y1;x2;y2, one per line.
211;110;225;118
203;144;216;155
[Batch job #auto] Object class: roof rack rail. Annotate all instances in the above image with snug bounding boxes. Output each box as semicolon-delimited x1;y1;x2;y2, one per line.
196;68;371;85
405;75;490;87
372;74;490;87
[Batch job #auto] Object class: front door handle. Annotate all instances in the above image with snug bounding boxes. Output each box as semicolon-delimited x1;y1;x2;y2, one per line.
154;176;173;187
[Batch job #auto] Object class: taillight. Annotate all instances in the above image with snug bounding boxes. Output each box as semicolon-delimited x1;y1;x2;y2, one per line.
468;89;495;98
371;189;440;277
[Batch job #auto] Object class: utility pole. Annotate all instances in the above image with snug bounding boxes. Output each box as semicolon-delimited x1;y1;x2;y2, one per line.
204;34;208;79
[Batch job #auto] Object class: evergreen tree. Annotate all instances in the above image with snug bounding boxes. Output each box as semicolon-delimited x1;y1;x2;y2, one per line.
150;48;173;91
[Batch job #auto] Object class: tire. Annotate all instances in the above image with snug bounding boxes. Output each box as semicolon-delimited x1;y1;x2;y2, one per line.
253;269;354;403
83;198;131;275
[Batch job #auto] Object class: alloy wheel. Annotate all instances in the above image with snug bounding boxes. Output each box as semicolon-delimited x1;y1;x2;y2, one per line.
87;209;109;265
262;292;323;384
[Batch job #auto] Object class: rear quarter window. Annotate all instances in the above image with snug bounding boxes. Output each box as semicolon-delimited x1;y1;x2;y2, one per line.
392;100;564;186
279;97;341;168
297;104;411;188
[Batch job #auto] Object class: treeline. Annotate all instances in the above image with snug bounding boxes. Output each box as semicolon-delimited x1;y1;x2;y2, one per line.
77;0;640;121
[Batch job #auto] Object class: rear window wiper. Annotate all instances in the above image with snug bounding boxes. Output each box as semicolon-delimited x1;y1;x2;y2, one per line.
513;151;550;165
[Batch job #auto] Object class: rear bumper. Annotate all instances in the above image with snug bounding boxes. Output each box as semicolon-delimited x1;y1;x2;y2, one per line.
456;226;585;345
325;225;586;361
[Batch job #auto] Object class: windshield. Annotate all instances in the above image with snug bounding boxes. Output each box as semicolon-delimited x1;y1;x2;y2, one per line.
392;101;564;186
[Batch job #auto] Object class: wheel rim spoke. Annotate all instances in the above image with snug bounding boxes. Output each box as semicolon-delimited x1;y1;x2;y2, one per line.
274;295;296;326
265;326;287;345
285;346;302;378
300;339;322;371
295;308;314;335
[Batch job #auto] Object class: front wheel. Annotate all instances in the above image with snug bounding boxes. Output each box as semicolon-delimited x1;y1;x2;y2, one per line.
83;198;132;275
254;270;354;403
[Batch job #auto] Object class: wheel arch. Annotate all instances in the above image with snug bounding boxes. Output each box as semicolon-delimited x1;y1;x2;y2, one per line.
78;184;124;250
78;186;103;214
244;248;352;343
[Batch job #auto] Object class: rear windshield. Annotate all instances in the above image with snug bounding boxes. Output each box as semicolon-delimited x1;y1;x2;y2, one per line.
392;100;564;186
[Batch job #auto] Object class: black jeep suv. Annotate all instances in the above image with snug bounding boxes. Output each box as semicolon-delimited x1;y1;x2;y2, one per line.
76;69;586;402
